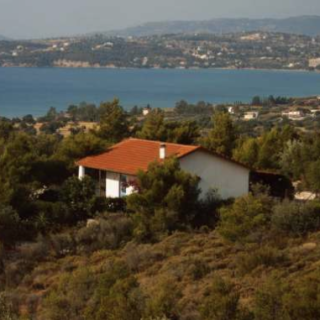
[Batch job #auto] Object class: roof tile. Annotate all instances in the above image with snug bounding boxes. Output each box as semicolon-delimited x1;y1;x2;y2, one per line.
77;138;199;175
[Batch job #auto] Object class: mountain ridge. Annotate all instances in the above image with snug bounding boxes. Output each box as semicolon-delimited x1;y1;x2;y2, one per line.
101;15;320;37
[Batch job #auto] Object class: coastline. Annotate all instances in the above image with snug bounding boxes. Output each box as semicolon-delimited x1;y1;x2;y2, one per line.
0;64;317;73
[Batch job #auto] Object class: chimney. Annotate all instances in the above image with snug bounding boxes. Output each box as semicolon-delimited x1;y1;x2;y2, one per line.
159;143;166;160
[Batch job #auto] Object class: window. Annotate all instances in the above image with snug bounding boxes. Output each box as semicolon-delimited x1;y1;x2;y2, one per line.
120;174;127;197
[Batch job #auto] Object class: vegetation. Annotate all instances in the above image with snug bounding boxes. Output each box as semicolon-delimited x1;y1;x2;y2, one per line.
1;97;320;318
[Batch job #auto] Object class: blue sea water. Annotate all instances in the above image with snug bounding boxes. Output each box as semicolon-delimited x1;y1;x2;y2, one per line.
1;67;320;118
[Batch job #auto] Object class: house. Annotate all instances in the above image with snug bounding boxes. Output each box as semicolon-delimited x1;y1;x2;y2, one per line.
77;138;250;200
228;106;235;114
244;111;259;120
142;107;151;116
282;110;305;120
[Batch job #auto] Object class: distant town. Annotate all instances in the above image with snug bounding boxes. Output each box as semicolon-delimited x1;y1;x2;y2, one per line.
2;31;320;70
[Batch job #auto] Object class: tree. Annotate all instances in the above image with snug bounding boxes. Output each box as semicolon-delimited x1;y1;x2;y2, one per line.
60;176;101;222
305;160;320;194
252;96;262;105
257;126;296;170
233;137;260;168
166;120;200;144
22;114;35;124
97;99;129;142
201;112;238;157
57;132;107;169
127;157;200;240
0;119;14;141
136;109;167;141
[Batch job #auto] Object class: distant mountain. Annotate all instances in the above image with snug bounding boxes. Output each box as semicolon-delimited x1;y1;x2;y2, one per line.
0;34;9;41
104;16;320;37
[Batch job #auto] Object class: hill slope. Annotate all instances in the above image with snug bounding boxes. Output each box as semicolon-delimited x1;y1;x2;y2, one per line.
105;16;320;37
1;217;320;319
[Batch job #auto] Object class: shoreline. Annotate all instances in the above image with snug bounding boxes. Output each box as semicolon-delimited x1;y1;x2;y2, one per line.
0;65;318;73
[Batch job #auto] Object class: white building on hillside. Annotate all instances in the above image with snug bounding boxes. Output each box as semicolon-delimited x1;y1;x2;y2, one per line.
77;138;250;200
244;111;259;120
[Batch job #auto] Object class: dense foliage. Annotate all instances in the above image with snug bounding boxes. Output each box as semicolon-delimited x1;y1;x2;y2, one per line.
1;98;320;319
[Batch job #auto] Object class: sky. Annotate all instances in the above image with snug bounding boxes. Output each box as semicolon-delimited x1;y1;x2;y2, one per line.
1;0;320;39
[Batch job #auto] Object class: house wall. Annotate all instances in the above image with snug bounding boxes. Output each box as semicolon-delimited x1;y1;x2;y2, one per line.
106;172;120;198
106;172;136;198
179;150;250;199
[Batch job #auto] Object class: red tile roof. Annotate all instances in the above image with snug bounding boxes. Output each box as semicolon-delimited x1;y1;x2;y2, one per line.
77;138;248;175
77;138;199;175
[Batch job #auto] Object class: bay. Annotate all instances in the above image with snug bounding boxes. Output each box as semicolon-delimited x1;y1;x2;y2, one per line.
1;67;320;118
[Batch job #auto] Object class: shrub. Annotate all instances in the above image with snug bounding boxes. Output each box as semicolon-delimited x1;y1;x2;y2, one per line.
105;197;127;212
75;215;133;253
0;206;20;246
0;293;17;320
236;246;287;275
42;267;96;320
253;277;286;320
127;157;201;241
200;277;248;320
50;233;76;258
186;257;211;280
272;200;320;236
60;176;102;223
42;292;72;320
145;276;182;319
218;194;272;243
282;272;320;320
85;260;146;320
92;276;145;320
253;272;320;320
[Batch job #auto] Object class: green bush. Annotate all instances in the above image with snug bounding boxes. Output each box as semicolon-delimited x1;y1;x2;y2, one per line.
145;276;182;319
200;277;250;320
85;260;145;320
218;194;273;243
127;157;200;241
60;176;103;223
236;246;287;275
75;215;133;253
272;200;320;236
254;272;320;320
282;273;320;320
253;276;286;320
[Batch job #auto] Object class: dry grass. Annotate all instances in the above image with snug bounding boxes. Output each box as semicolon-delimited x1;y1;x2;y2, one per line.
3;228;320;318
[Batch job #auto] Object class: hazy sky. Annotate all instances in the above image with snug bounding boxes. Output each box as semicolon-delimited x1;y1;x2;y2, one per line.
1;0;320;39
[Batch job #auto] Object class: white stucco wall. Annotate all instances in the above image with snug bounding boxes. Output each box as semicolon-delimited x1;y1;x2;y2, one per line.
179;150;250;199
106;172;137;198
106;172;120;198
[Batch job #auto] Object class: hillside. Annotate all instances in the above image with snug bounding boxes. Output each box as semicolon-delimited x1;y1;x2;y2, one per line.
2;213;320;319
104;15;320;37
2;100;320;319
1;31;320;70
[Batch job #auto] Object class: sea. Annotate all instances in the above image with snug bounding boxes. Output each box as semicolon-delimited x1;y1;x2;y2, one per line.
1;67;320;118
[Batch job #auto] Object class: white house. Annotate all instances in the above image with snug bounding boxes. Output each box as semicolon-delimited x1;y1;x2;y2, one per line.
282;110;305;120
77;138;250;200
142;107;151;116
244;111;259;120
